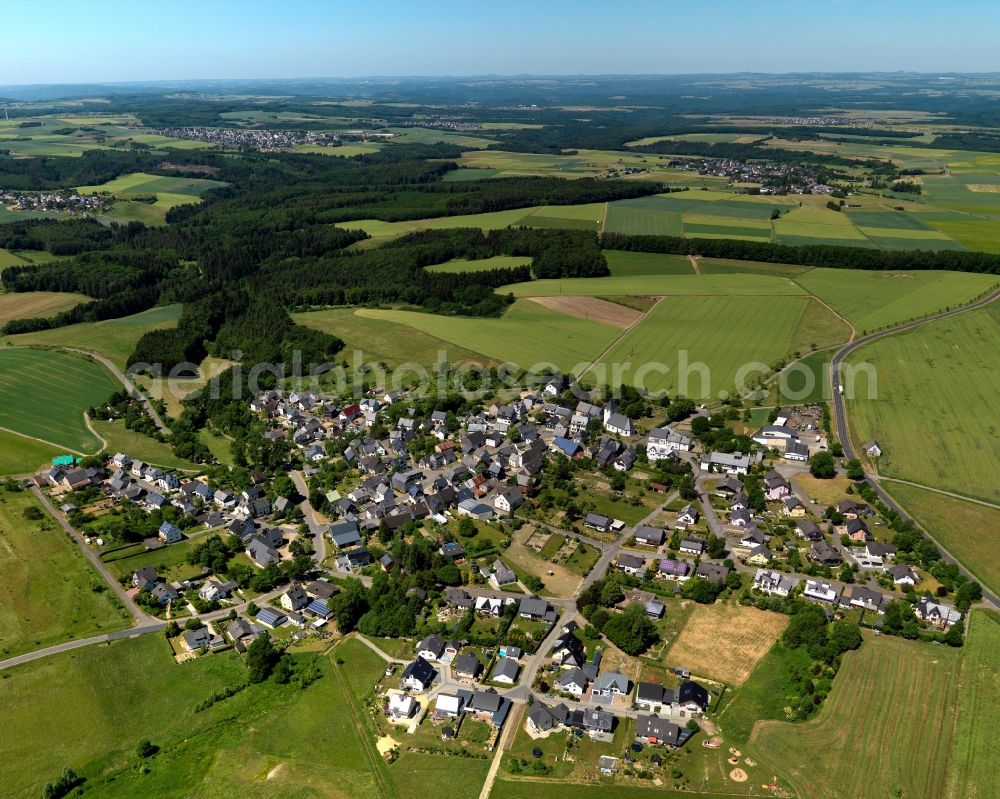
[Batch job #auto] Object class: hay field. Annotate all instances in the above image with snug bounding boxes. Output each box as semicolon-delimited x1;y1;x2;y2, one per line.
666;603;788;685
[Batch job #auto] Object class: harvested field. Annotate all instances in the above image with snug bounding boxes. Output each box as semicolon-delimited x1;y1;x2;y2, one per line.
666;603;788;685
526;295;644;329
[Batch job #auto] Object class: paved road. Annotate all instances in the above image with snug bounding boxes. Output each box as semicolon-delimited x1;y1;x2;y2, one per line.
0;624;166;671
291;470;327;563
63;346;171;434
831;287;1000;610
31;485;161;626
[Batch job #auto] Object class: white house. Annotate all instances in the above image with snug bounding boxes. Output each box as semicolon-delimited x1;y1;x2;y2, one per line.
646;426;691;461
388;693;416;719
753;569;798;597
555;667;589;697
699;451;751;475
803;579;840;604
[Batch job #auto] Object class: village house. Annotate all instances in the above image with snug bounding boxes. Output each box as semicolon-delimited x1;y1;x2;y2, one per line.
753;569;798;597
633;524;666;547
401;657;436;691
646;426;691;461
915;597;961;628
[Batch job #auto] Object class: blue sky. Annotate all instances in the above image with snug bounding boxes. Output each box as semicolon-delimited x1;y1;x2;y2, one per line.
3;0;998;85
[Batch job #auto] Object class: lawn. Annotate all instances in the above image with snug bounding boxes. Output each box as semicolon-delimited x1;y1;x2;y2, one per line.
794;267;997;333
0;349;119;453
945;609;1000;799
0;488;130;659
845;302;1000;500
294;307;492;368
356;300;619;372
3;304;182;368
0;429;63;476
101;532;215;584
665;603;788;686
750;633;963;799
0;291;89;326
90;420;201;471
883;483;1000;600
591;295;809;399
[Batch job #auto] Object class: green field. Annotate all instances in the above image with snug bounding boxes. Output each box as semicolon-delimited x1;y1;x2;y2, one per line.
845;302;1000;500
293;307;492;368
602;250;695;275
0;488;130;659
883;483;1000;600
491;781;736;799
356;300;620;371
426;255;533;273
0;349;119;453
592;295;809;398
76;171;228;197
0;291;89;326
0;632;467;799
795;268;997;332
716;641;814;745
76;171;229;225
0;430;64;476
604;203;682;236
503;273;806;297
3;304;182;368
91;420;201;472
751;633;963;799
946;610;1000;799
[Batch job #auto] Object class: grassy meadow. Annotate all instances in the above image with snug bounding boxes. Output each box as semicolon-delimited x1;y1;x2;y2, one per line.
1;633;445;799
91;420;201;472
426;255;532;273
0;488;130;659
293;307;492;368
0;349;119;453
0;430;63;476
356;300;620;371
945;610;1000;799
750;633;963;799
845;302;1000;501
2;304;182;367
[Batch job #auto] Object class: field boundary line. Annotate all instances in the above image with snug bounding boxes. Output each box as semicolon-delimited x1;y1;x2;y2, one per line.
789;279;856;342
0;424;89;457
877;476;1000;510
576;296;662;379
328;640;398;799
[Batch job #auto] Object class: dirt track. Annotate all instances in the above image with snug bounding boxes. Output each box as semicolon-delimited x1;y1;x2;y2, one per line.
526;295;643;329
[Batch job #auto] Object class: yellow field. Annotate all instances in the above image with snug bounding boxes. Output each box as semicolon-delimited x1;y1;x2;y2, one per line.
667;603;788;685
0;291;89;326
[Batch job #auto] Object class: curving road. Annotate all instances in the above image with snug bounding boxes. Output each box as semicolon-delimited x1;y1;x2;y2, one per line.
63;347;171;434
831;286;1000;610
